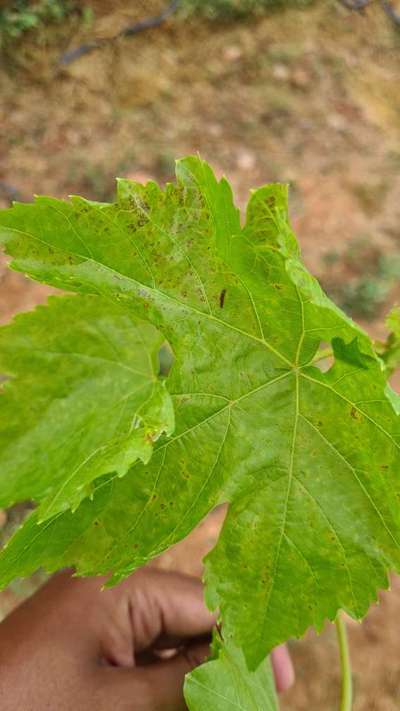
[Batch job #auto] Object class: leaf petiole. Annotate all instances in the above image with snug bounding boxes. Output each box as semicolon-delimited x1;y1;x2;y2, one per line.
335;613;353;711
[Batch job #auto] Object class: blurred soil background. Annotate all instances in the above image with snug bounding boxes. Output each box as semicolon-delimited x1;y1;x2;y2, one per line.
1;0;400;708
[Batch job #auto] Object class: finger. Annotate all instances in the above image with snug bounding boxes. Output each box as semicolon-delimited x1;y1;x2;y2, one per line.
271;644;294;692
118;568;216;652
153;631;212;651
104;641;210;711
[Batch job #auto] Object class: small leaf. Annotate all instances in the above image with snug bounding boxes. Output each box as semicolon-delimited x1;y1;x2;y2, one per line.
378;306;400;376
386;306;400;338
0;295;174;520
184;634;277;711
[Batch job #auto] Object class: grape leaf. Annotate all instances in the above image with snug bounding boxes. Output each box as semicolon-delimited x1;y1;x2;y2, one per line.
386;307;400;338
184;634;277;710
1;157;400;672
0;294;174;520
378;306;400;377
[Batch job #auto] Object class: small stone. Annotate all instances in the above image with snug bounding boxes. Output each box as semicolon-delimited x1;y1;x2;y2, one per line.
236;150;256;171
291;68;310;88
327;113;347;132
208;123;223;138
272;63;290;81
223;45;242;62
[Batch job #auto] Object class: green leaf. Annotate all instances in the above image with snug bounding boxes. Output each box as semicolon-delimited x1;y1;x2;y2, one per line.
386;306;400;338
184;634;277;711
379;306;400;377
0;294;174;520
1;157;400;672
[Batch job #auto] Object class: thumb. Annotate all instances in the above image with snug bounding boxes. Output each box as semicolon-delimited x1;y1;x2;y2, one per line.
104;641;210;711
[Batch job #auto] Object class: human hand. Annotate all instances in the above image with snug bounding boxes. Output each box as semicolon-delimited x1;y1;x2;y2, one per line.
0;568;293;710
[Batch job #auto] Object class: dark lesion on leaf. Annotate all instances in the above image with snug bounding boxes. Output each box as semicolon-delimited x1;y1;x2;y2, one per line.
219;288;227;309
350;406;362;420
